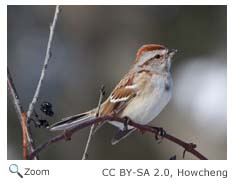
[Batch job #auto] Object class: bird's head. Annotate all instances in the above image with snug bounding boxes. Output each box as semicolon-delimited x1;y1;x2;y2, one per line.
134;44;177;73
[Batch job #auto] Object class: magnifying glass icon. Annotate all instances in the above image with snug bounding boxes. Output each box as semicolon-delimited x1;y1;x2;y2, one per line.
9;164;23;178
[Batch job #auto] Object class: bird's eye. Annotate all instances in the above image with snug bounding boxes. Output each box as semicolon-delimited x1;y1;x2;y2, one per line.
155;54;161;59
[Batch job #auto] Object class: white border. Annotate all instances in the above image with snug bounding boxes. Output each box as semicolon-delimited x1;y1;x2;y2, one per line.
1;1;232;185
4;0;229;5
0;0;7;162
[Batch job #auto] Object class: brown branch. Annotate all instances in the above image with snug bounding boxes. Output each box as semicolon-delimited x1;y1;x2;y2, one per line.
28;115;208;160
22;112;27;159
7;68;38;159
8;6;61;160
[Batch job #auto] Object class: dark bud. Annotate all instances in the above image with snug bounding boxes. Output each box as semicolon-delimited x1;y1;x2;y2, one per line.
40;102;54;116
33;119;49;128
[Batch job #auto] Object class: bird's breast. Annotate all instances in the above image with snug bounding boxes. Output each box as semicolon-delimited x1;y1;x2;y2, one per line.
121;74;172;125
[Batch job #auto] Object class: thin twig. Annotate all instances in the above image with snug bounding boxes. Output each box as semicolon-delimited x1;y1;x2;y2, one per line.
7;68;37;159
22;112;27;159
81;86;105;160
8;6;61;160
24;5;60;159
28;115;208;160
81;124;95;160
7;68;24;122
27;5;61;121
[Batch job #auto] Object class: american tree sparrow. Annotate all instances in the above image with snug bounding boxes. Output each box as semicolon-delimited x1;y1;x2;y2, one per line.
50;44;177;144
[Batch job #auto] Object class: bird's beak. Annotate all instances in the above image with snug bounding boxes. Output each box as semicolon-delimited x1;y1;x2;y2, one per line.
168;49;178;57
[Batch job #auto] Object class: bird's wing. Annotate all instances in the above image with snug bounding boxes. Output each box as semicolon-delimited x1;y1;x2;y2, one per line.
100;72;138;116
50;71;146;131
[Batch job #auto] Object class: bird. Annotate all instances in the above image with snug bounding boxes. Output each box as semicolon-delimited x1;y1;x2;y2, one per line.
50;44;177;145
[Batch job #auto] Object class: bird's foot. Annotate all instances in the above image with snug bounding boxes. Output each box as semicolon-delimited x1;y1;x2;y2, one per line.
122;116;131;131
151;126;166;143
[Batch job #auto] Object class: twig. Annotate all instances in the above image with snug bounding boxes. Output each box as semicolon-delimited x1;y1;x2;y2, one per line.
7;68;37;159
81;86;105;160
27;5;61;121
81;124;95;160
25;5;60;159
8;6;61;160
28;115;208;160
22;112;27;159
7;68;24;122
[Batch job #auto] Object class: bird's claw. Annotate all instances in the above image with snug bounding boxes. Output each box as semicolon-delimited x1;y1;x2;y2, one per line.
152;127;166;143
123;116;131;131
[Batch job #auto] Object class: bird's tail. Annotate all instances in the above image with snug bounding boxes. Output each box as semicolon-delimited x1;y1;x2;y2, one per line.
49;110;97;131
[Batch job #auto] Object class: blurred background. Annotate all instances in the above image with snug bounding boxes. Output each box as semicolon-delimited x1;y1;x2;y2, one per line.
7;5;226;160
